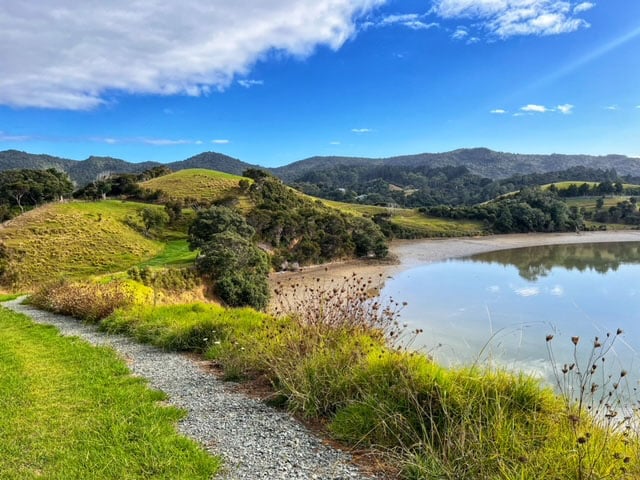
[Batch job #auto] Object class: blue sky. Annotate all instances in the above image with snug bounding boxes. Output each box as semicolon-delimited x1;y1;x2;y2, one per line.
0;0;638;166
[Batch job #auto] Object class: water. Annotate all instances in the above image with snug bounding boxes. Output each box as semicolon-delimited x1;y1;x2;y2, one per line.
382;242;640;386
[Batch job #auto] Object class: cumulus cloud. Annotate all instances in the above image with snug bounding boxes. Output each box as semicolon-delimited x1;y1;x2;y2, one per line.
574;2;595;13
556;103;574;114
237;79;264;89
521;104;550;113
352;128;372;133
431;0;592;38
490;108;507;114
0;0;383;110
212;139;230;145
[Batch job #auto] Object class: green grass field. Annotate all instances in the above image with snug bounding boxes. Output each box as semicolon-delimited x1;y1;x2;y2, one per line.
0;306;220;479
141;168;250;205
322;199;485;236
0;201;166;287
139;239;197;267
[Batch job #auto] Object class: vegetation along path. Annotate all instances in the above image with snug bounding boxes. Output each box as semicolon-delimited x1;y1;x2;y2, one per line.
3;298;374;480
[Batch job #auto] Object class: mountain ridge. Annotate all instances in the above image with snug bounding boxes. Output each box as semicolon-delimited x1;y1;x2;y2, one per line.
2;148;639;186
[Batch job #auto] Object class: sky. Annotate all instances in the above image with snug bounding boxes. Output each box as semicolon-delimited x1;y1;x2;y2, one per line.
0;0;639;166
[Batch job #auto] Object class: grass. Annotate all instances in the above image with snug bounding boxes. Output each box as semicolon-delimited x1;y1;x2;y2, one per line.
139;239;197;267
543;182;640;190
141;168;250;205
0;201;165;287
61;273;635;479
565;195;635;212
322;199;485;237
0;306;220;479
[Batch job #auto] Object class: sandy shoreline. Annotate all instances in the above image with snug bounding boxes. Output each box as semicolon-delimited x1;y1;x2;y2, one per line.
270;230;640;286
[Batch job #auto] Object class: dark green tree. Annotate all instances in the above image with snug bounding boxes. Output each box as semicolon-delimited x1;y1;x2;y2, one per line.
188;206;255;250
196;232;270;310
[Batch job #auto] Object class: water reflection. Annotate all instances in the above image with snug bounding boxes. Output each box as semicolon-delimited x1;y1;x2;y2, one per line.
468;242;640;281
382;242;640;387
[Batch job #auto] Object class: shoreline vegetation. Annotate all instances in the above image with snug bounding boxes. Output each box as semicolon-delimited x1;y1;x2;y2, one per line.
20;230;640;479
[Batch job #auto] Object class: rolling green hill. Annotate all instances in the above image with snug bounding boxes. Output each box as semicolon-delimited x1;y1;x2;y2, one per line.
140;169;248;203
0;201;167;287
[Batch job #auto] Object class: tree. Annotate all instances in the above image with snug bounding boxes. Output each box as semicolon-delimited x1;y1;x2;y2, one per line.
140;207;168;235
196;232;270;310
188;206;255;250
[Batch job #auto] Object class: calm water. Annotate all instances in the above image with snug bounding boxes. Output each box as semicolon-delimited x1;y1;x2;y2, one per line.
382;242;640;383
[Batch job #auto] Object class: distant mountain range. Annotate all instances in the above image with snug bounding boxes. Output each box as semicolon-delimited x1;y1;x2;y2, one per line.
1;148;640;186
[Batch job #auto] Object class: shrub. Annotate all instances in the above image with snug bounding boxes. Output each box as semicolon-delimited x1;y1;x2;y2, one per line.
30;280;138;322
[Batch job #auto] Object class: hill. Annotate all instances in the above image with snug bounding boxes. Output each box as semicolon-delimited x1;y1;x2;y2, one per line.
0;201;165;286
0;150;253;187
272;148;640;181
167;152;259;176
140;169;247;203
4;148;640;188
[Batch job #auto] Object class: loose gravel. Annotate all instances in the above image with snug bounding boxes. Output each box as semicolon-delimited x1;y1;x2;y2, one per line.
2;298;375;480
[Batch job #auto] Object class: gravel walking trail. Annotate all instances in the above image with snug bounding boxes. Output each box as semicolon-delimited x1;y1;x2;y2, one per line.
2;298;375;480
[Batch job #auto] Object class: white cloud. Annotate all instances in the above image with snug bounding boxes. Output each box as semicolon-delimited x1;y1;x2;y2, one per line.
237;79;264;89
550;285;564;296
0;0;383;109
605;104;619;111
142;138;192;146
490;108;507;114
521;104;550;113
212;139;230;145
330;141;341;145
514;286;540;297
556;103;574;114
371;13;439;30
0;131;31;142
431;0;592;38
574;2;595;13
352;128;372;133
452;26;469;39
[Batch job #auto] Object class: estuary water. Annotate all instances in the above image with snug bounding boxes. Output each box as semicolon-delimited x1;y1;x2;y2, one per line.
382;242;640;384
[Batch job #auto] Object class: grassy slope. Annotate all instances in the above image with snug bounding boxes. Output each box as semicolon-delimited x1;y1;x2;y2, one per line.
141;168;250;204
0;306;220;479
0;201;164;287
323;199;485;236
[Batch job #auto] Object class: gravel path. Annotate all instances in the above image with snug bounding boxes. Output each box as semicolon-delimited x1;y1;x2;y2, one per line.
2;298;375;480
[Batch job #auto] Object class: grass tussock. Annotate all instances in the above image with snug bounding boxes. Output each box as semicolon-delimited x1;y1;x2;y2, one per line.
29;279;146;322
0;307;220;479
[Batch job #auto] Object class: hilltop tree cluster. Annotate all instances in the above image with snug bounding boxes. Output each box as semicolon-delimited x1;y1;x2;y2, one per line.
73;166;172;201
0;168;74;220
